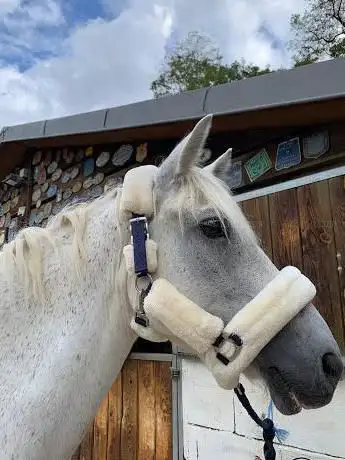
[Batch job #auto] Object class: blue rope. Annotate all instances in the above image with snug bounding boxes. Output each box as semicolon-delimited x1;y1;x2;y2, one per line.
266;399;289;444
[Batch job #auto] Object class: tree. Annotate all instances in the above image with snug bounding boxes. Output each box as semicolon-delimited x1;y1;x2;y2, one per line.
150;31;271;98
289;0;345;61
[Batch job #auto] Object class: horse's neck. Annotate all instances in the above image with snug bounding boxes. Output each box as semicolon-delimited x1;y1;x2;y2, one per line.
0;198;137;460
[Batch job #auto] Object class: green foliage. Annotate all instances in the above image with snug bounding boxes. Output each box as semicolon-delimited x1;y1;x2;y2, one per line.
289;0;345;61
150;31;271;98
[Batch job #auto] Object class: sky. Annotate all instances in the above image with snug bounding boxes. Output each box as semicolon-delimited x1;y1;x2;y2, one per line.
0;0;306;129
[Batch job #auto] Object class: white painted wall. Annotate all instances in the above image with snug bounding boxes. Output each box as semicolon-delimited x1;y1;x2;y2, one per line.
182;358;345;460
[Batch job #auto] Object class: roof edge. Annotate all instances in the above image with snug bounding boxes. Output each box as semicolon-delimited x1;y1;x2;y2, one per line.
1;57;344;144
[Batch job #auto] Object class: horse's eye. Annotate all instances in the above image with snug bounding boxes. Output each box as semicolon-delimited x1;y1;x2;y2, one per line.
199;217;226;239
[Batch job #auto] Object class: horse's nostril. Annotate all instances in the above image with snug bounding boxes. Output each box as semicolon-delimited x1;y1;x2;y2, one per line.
322;353;343;380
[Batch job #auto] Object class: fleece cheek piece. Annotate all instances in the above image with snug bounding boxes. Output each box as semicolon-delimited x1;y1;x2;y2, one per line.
120;165;158;218
202;266;316;389
123;240;158;275
141;267;315;390
144;278;224;354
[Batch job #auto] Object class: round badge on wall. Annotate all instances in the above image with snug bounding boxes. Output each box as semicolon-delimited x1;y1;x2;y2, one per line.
47;185;58;198
62;171;71;184
72;181;82;193
83;177;93;189
43;202;52;218
41;182;49;193
32;188;41;202
83;158;95;177
112;144;133;167
70;167;79;180
93;172;104;185
136;143;148;163
33;166;40;183
96;151;110;168
85;146;93;157
47;161;58;175
3;201;10;214
51;168;62;182
37;163;47;185
63;188;72;200
56;189;63;202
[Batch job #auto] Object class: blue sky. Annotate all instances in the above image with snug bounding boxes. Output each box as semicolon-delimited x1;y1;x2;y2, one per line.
0;0;305;129
0;0;112;71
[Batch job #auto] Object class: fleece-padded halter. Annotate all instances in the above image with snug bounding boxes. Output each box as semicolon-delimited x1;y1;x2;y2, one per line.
121;166;316;390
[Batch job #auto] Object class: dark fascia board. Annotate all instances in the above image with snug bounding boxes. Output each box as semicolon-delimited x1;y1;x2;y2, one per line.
105;87;207;131
1;120;46;142
205;57;345;116
1;57;344;145
44;108;108;138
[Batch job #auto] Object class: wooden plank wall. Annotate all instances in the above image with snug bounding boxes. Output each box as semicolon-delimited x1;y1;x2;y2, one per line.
241;176;345;350
71;360;172;460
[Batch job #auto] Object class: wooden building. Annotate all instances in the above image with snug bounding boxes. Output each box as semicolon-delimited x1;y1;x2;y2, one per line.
1;57;345;459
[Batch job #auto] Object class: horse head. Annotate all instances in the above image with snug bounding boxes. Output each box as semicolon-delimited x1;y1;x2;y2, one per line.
123;114;343;415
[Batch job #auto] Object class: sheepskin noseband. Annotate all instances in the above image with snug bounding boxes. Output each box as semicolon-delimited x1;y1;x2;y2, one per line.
121;166;316;390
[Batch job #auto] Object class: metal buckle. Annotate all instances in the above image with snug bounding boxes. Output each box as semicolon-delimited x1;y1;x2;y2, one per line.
213;333;243;366
129;215;149;243
133;278;153;328
135;311;149;327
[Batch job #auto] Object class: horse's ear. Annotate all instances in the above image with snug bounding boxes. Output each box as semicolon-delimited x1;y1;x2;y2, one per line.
204;148;233;182
157;114;213;183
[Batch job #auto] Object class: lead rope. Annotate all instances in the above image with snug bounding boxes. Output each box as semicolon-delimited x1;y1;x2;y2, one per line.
234;384;277;460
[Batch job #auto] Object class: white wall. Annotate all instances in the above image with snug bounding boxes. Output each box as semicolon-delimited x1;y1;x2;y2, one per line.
182;358;345;460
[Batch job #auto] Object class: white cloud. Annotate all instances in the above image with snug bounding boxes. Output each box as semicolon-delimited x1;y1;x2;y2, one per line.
0;0;21;16
0;0;306;130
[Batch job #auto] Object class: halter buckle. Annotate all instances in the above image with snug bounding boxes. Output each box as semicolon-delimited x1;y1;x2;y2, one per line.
130;215;149;277
213;333;243;366
134;311;149;328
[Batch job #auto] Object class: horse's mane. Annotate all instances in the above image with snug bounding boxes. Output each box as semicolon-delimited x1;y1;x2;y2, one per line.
0;164;256;303
0;186;123;302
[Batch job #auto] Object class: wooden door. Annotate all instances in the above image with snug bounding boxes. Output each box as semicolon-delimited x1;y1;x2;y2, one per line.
240;176;345;350
71;359;172;460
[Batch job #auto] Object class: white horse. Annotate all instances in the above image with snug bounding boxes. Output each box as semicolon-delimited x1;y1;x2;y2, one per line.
0;115;342;459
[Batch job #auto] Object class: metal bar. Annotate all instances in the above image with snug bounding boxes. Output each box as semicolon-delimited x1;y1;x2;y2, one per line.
172;345;184;460
235;162;345;202
128;352;173;362
171;352;179;460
